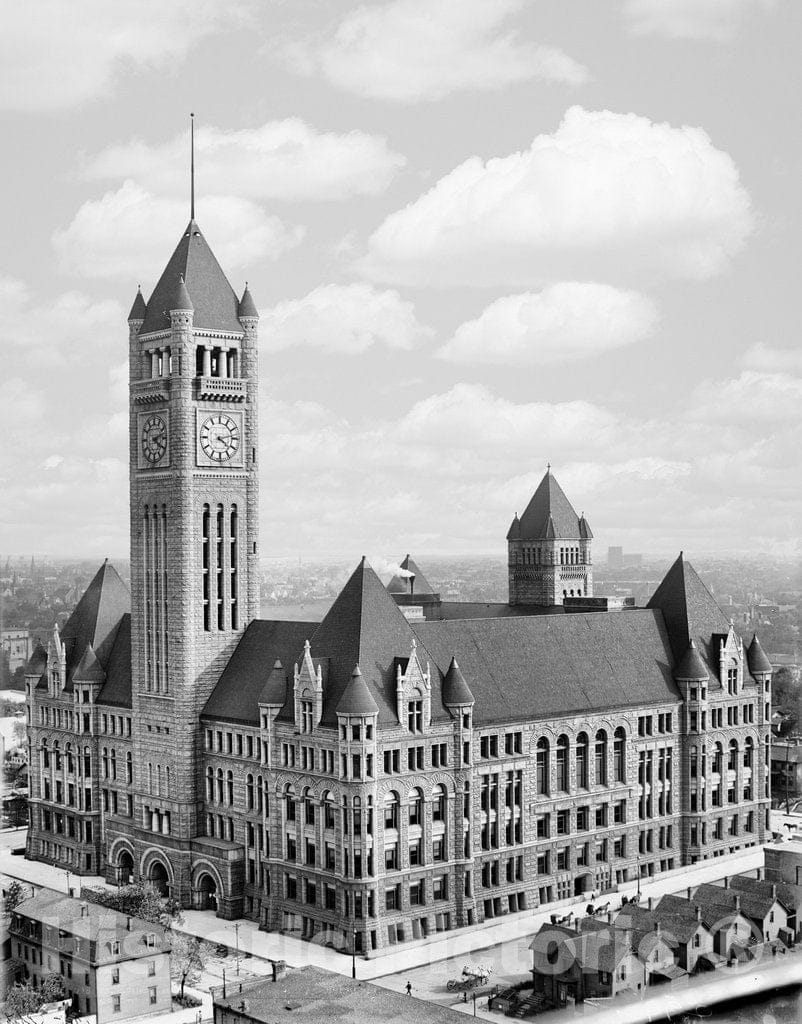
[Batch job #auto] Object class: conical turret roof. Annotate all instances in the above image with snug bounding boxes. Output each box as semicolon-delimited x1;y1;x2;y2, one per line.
747;635;772;675
128;287;147;321
517;469;586;541
506;513;521;541
442;657;474;706
25;642;47;676
674;640;709;681
336;665;379;716
238;284;258;319
259;659;288;707
168;274;193;311
140;220;242;335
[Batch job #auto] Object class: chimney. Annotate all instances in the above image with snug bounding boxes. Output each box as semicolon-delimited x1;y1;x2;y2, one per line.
687;887;692;899
696;906;702;922
271;960;286;983
80;903;88;918
409;573;415;595
723;876;729;889
735;895;741;912
648;897;654;911
757;867;763;880
772;884;778;900
126;917;132;931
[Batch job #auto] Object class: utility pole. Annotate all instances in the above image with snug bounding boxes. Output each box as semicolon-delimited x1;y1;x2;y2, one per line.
233;921;241;975
351;927;356;980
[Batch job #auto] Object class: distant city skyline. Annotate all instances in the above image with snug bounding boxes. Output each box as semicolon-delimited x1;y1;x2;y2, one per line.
1;1;799;559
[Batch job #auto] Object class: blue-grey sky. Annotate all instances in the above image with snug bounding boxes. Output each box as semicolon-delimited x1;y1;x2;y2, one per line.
1;0;799;562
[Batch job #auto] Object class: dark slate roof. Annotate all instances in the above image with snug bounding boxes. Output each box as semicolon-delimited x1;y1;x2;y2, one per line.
39;562;130;693
387;555;437;596
647;554;734;682
655;894;724;934
169;273;193;311
442;657;474;706
259;659;288;708
238;284;258;319
128;287;147;321
414;608;679;725
506;514;521;541
728;875;802;913
96;614;132;708
693;883;779;924
202;620;316;725
747;635;772;675
281;559;444;728
674;639;709;680
140;220;242;336
25;642;47;675
578;514;593;540
72;644;105;684
517;470;586;541
436;601;565;620
335;666;380;716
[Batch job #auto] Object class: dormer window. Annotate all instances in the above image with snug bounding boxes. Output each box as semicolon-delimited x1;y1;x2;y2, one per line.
407;699;423;733
112;940;121;955
727;668;737;695
146;933;156;948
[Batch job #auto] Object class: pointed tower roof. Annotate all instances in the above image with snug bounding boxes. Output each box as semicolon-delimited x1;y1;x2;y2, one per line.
140;220;242;335
578;514;593;540
128;287;147;322
293;558;437;726
747;635;772;675
238;284;258;320
25;642;47;676
647;553;731;677
259;659;288;707
336;665;380;716
72;644;106;685
517;469;585;541
506;513;521;541
674;640;709;681
59;561;130;688
442;657;474;706
387;554;436;596
168;274;193;312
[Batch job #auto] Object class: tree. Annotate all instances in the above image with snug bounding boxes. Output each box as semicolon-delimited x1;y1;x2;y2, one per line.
80;881;183;930
170;934;209;1000
4;879;27;914
4;974;65;1017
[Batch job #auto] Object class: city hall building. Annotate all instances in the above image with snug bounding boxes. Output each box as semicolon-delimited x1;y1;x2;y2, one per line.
24;215;774;955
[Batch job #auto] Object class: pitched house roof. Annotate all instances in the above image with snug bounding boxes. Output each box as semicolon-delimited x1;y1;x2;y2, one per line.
656;892;749;934
512;469;588;542
727;874;802;913
693;882;780;924
647;554;737;683
140;220;243;335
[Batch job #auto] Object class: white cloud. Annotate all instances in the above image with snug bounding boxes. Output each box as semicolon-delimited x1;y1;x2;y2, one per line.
690;371;802;422
623;0;775;41
0;0;249;113
81;120;406;203
53;181;304;281
282;0;588;102
741;342;802;374
360;106;754;287
438;283;659;365
261;283;433;354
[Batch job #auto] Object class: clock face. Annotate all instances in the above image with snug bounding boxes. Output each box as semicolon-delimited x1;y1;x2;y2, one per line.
200;414;240;462
141;415;168;464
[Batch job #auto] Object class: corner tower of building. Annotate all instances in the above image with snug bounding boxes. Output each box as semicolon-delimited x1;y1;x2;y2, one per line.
507;468;592;606
118;219;260;895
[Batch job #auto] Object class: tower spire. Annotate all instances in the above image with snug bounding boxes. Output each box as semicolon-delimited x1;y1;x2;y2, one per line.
190;112;195;220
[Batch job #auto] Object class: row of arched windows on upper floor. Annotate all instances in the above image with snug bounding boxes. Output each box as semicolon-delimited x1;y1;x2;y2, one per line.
535;729;626;794
206;768;266;811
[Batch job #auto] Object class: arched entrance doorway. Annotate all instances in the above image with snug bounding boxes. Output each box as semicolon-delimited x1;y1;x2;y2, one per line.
149;860;170;896
117;851;134;886
197;873;218;912
574;873;592;897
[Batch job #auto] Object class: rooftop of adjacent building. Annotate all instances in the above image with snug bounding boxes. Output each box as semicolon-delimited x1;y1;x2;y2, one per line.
213;966;466;1024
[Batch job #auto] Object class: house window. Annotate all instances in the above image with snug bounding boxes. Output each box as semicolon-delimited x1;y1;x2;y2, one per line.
149;988;157;1005
147;961;156;977
112;968;120;985
112;996;121;1014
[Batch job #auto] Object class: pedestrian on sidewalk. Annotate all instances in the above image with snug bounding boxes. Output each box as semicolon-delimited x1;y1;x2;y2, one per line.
405;981;412;996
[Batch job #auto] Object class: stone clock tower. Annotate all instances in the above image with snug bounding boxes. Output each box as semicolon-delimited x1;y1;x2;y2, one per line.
112;219;259;901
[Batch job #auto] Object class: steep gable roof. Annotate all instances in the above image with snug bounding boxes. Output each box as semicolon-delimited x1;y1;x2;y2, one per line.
202;619;316;725
96;614;131;708
693;882;779;924
647;554;733;680
59;562;129;689
140;220;242;335
517;470;585;541
728;875;802;913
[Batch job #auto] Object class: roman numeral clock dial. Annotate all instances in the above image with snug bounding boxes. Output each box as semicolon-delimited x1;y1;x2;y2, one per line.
141;414;168;464
200;413;240;462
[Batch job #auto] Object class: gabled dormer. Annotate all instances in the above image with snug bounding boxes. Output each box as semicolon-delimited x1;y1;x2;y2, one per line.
718;624;743;695
294;640;324;732
396;637;431;733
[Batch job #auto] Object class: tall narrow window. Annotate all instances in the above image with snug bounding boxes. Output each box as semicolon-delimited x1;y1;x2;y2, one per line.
144;506;152;689
216;504;225;630
614;728;626;783
595;730;608;786
536;738;549;795
576;732;589;789
202;504;210;631
230;504;238;630
556;735;569;791
160;504;168;692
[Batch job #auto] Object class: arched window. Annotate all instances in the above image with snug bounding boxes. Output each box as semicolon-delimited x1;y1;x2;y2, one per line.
614;727;626;783
110;749;117;781
285;784;296;822
216;768;224;803
323;791;335;829
712;743;723;775
165;766;171;798
432;784;447;822
744;737;754;769
246;774;254;811
84;746;92;777
257;775;265;814
102;747;109;779
206;767;213;802
53;741;61;772
148;763;153;793
304;787;315;826
352;795;362;832
226;770;234;805
556;735;569;791
65;743;74;774
576;733;589;789
384;791;399;830
536;738;550;795
595;730;608;786
728;739;738;772
409;788;423;826
126;751;132;784
42;738;49;769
